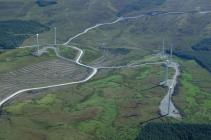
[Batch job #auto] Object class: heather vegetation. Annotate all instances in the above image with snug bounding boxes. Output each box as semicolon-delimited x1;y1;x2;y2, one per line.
0;66;165;140
117;0;166;16
0;0;211;139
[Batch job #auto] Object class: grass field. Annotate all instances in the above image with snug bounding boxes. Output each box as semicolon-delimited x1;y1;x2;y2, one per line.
58;45;78;60
0;65;167;140
173;60;211;123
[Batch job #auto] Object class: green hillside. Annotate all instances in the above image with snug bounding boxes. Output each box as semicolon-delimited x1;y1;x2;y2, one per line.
0;0;211;140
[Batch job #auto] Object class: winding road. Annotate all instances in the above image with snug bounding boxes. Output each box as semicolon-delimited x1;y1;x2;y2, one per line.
0;46;97;107
159;61;181;118
0;10;211;118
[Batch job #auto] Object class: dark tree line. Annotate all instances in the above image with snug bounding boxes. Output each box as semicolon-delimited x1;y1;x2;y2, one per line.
192;38;211;51
0;20;49;49
136;123;211;140
172;38;211;72
36;0;57;7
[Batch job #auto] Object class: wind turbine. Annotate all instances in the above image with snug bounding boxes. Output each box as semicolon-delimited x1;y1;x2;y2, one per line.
165;59;169;85
14;33;38;49
36;34;39;54
162;39;165;57
54;27;57;46
170;44;173;63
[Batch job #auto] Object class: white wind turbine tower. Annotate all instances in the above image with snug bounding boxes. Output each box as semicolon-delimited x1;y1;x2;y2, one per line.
165;59;169;85
36;34;39;54
162;39;165;57
170;44;173;63
54;27;57;46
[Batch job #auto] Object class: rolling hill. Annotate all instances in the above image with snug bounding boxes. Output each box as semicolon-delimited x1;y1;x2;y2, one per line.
0;0;211;140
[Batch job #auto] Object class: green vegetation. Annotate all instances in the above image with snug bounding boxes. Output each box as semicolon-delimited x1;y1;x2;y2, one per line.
137;123;211;140
135;59;211;140
0;65;166;140
173;60;211;123
0;20;49;49
100;47;131;55
36;0;57;7
81;47;102;64
0;48;56;73
36;94;56;106
0;0;211;139
58;45;78;60
5;101;31;115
